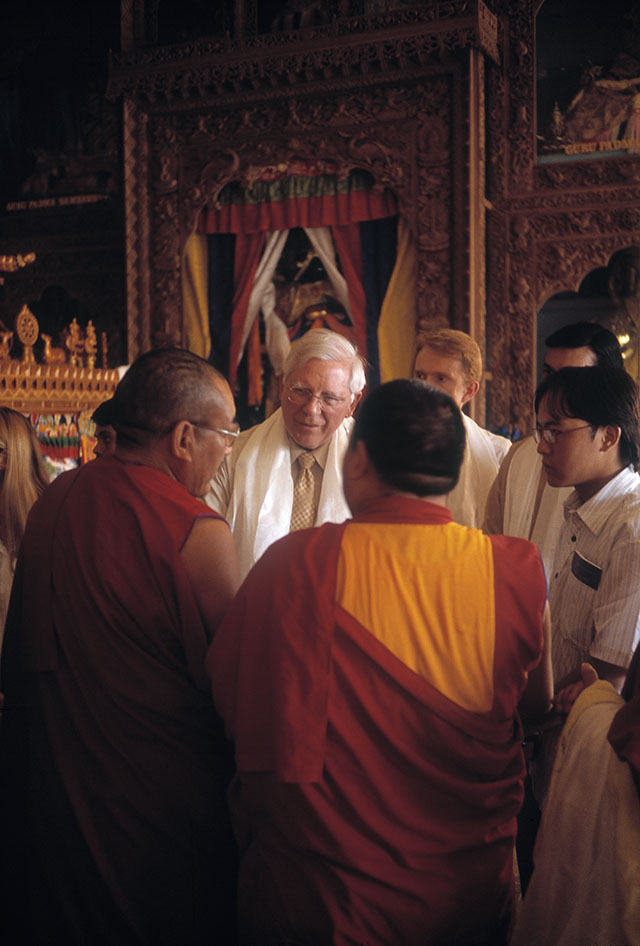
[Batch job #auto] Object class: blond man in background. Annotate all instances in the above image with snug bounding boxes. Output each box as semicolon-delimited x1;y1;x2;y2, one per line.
413;328;510;527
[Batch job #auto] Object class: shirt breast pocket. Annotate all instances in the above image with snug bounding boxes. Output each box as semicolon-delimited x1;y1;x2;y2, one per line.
570;550;602;591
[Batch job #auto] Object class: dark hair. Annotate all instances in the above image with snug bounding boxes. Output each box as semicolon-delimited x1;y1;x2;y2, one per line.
535;366;640;469
91;398;115;427
111;348;225;445
351;379;466;496
545;322;623;370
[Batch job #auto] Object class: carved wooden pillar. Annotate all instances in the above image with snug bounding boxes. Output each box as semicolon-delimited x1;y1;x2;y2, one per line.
123;98;151;360
467;47;487;425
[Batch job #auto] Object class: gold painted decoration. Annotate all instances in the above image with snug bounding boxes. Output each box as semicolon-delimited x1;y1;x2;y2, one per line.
15;304;38;364
0;252;36;285
41;334;66;364
0;332;13;362
85;321;97;369
0;307;119;413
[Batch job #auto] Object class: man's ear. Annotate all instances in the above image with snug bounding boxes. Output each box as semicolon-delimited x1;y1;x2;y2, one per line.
601;424;622;453
349;438;371;479
170;420;194;461
347;390;364;417
460;379;480;407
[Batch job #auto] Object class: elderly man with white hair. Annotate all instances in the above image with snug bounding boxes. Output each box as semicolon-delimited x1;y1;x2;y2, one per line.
205;328;366;578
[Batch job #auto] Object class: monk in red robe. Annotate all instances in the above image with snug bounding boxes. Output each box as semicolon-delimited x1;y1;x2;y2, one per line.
0;348;241;945
207;378;552;946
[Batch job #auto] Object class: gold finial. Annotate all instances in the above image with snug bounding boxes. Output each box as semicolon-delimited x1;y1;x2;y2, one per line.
65;318;85;367
85;320;97;369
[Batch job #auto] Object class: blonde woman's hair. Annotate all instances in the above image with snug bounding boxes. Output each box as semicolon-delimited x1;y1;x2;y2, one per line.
0;408;50;562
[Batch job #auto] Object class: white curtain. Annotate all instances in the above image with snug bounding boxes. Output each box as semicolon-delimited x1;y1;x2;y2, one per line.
237;225;352;376
237;230;290;369
304;226;352;319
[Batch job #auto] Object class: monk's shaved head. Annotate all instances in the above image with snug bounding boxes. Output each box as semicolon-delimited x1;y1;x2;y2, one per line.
112;348;229;445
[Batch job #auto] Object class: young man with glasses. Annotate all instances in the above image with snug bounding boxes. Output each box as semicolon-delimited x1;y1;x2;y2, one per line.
206;327;365;579
486;326;627;890
535;365;640;695
529;365;640;810
484;322;623;578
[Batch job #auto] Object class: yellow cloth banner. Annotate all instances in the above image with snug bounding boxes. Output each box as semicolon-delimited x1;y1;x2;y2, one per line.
377;218;417;382
182;233;210;358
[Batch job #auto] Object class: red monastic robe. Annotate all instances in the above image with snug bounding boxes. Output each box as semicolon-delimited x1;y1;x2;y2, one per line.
0;455;237;946
207;495;546;946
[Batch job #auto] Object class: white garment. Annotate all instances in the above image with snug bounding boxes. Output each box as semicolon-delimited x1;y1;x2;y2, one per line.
446;415;510;528
502;436;571;580
205;409;352;579
549;466;640;686
512;682;640;946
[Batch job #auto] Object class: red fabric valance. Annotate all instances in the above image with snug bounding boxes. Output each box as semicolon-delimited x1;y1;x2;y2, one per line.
199;188;397;234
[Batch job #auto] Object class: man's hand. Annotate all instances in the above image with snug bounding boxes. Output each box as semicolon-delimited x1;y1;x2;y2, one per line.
553;662;599;715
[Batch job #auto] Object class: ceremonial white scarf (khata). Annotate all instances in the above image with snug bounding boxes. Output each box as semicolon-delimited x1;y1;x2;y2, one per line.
225;408;353;578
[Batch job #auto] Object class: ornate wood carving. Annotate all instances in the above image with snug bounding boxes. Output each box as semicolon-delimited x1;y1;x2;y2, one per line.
109;2;499;104
129;55;470;359
109;1;503;362
123;99;152;358
113;1;640;431
111;4;502;369
486;0;640;435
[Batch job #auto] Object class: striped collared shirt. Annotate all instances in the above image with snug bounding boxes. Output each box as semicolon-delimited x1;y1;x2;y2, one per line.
549;466;640;686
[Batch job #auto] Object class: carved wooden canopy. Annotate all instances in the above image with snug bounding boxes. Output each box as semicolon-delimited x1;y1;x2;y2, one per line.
109;0;640;433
